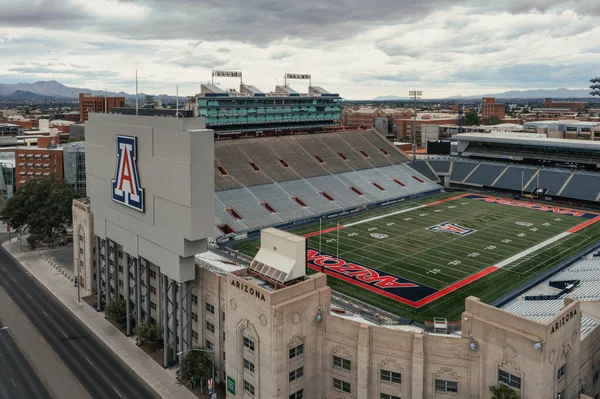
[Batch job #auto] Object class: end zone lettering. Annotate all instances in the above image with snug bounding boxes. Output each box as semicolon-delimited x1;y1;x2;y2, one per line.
307;249;417;289
231;279;266;301
470;196;588;218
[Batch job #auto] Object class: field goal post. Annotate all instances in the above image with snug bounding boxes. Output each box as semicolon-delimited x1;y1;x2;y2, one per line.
530;186;549;199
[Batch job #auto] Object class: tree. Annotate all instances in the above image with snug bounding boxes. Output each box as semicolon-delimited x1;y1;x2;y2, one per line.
105;299;127;328
136;322;161;350
490;384;519;399
177;349;216;392
0;175;79;247
463;110;480;126
483;115;503;125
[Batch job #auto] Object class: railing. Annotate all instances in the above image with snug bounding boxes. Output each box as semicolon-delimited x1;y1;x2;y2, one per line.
330;291;412;326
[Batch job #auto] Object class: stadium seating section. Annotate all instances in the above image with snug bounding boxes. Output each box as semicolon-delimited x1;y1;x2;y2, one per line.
408;159;600;203
214;130;440;235
463;142;600;166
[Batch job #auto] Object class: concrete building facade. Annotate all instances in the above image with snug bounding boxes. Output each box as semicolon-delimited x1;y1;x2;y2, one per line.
75;113;600;399
14;135;63;189
481;98;506;120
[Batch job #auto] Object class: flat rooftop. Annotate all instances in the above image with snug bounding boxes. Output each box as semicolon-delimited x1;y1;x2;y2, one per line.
455;132;600;150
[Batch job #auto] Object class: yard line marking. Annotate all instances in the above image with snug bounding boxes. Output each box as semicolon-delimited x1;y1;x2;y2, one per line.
342;205;426;227
495;232;571;268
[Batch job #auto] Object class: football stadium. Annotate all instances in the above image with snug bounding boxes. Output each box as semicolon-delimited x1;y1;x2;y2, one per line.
77;109;600;398
234;191;600;322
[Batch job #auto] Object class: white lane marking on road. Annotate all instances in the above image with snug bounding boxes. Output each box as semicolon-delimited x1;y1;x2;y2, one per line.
10;378;15;387
62;332;69;339
85;356;93;366
112;386;123;398
26;293;32;299
42;311;49;317
11;277;17;284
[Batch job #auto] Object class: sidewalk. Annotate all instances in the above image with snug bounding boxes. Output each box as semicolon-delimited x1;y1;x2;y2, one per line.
3;237;196;399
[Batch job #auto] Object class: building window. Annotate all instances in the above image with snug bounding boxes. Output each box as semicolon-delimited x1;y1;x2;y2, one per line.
206;340;214;350
557;364;565;380
205;302;214;314
333;356;351;371
149;270;156;279
150;302;156;310
191;330;198;340
557;390;565;399
222;311;225;322
498;369;521;390
150;286;156;294
244;337;255;351
289;344;304;359
381;370;402;384
289;366;304;382
244;358;255;373
118;265;123;273
205;321;215;333
435;379;458;393
333;378;351;393
289;389;304;399
191;312;198;322
222;332;225;342
381;394;401;399
244;380;255;396
192;294;198;305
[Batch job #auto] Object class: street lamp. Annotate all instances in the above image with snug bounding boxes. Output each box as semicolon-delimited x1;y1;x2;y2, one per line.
409;90;423;161
177;347;215;396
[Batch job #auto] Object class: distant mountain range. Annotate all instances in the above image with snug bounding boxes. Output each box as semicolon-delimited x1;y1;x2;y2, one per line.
372;88;592;101
445;88;591;100
0;80;185;103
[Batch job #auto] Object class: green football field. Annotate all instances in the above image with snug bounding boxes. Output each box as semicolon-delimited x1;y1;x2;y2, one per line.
234;192;600;323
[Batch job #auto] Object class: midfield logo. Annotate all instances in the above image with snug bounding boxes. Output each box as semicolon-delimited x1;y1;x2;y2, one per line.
427;222;475;236
112;135;145;212
370;233;389;239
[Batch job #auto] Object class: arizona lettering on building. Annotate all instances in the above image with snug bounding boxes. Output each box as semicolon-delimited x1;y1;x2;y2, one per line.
231;279;266;301
551;308;577;334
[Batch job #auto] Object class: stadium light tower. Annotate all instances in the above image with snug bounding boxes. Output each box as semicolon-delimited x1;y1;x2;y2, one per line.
409;91;422;161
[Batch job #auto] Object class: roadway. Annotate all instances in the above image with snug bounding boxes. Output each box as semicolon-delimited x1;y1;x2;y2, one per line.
0;237;160;399
0;320;52;399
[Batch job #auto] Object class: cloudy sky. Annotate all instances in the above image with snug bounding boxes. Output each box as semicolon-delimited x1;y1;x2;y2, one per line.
0;0;598;99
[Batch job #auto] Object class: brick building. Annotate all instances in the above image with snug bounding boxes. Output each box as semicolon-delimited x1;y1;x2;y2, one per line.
79;93;125;123
14;135;64;189
544;98;586;110
482;97;506;120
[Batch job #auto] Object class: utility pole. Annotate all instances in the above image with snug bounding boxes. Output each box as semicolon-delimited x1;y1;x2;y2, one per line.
409;91;422;161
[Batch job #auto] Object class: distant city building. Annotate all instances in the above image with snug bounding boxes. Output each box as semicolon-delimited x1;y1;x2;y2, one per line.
63;141;86;193
69;124;85;140
342;107;412;128
544;98;586;110
193;73;341;136
523;120;599;140
111;107;193;118
14;135;63;190
0;152;15;198
481;97;506;120
79;93;125;123
0;123;21;136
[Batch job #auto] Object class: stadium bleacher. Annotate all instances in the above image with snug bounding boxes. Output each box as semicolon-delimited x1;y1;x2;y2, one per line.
428;159;451;174
213;129;438;234
449;160;479;182
523;169;571;195
492;166;537;191
407;160;439;182
464;163;507;186
558;172;600;202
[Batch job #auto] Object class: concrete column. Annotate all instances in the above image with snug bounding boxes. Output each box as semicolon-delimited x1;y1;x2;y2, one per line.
112;240;118;300
96;236;101;311
163;275;169;368
135;257;141;326
186;283;192;351
411;334;425;399
171;282;177;362
177;283;183;363
145;259;151;322
125;253;131;336
105;239;110;306
357;324;370;399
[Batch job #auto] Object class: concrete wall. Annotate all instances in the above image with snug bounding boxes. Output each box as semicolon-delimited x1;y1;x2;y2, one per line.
85;114;214;282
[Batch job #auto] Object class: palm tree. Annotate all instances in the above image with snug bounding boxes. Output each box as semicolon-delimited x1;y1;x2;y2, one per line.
490;384;519;399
